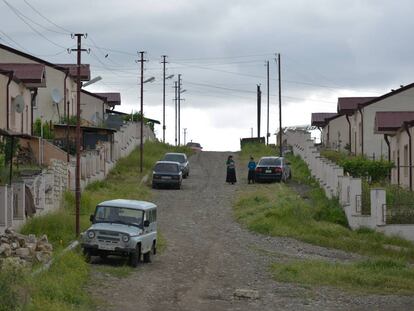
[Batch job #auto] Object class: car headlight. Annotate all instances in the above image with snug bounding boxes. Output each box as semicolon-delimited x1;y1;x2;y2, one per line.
122;235;130;242
87;230;95;239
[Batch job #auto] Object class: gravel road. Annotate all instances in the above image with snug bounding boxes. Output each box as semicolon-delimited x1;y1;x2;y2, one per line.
89;151;414;311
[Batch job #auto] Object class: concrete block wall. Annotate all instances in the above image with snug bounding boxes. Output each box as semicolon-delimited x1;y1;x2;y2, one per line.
285;129;414;242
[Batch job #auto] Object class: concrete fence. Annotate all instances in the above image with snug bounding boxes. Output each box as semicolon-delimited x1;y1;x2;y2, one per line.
0;122;155;234
285;129;414;242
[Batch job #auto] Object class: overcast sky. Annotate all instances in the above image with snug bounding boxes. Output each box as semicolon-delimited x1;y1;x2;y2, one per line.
1;0;414;150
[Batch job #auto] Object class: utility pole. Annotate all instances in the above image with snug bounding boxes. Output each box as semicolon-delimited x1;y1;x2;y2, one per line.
257;84;261;138
137;51;147;173
183;128;187;145
174;81;178;146
277;53;282;156
161;55;167;143
71;33;88;237
178;74;181;145
266;60;270;145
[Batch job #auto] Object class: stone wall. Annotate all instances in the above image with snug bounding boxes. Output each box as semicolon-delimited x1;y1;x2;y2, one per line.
285;129;414;242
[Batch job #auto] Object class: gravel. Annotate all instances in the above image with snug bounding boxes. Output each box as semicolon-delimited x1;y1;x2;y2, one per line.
88;152;414;311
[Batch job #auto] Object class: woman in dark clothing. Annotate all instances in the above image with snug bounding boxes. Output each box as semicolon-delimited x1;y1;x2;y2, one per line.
226;155;237;184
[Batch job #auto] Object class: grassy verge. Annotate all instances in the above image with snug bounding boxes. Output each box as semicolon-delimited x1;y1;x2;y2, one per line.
10;141;189;310
271;258;414;294
239;142;278;161
234;145;414;294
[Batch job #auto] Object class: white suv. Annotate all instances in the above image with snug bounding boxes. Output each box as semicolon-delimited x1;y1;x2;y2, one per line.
81;199;157;267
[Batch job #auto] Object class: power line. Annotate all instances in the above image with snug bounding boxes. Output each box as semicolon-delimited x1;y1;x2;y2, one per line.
2;0;67;48
23;0;72;34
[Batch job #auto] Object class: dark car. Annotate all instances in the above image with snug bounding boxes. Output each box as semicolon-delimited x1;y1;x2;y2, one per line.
162;153;190;178
186;142;203;152
152;161;182;189
255;156;291;183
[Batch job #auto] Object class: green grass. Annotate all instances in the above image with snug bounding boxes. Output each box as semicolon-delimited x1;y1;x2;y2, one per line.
14;140;190;310
239;142;278;161
271;258;414;294
234;184;414;260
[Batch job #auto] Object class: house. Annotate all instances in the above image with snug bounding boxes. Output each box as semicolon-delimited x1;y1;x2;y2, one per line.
0;43;90;125
352;85;414;159
311;112;337;146
94;92;121;110
374;111;414;190
0;64;46;135
80;90;107;126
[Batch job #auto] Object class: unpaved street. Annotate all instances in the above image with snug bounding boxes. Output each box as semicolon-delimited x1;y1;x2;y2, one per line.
90;152;414;311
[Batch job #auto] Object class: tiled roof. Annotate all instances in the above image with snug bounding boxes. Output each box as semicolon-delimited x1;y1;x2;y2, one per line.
374;111;414;134
94;92;121;106
57;64;90;81
311;112;337;127
337;97;377;114
0;63;46;87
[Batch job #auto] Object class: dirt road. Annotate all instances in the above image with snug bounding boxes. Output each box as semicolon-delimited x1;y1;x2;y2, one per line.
90;152;414;311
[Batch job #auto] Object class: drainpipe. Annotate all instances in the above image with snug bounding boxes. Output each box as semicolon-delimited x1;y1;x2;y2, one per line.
358;107;364;156
64;70;70;162
404;123;412;191
6;71;13;130
30;88;38;136
384;134;391;181
345;114;352;153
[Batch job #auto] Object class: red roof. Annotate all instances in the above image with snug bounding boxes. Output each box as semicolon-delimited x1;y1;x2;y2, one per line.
0;63;46;87
337;97;377;114
57;64;90;81
94;92;121;106
311;112;337;127
374;111;414;134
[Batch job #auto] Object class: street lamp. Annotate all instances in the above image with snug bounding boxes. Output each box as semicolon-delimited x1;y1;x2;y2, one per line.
82;75;102;87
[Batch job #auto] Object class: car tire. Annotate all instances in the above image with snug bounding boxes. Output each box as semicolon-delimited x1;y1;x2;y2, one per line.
176;183;181;190
99;253;108;260
83;249;92;263
152;183;157;189
143;250;151;263
153;241;157;255
129;244;141;267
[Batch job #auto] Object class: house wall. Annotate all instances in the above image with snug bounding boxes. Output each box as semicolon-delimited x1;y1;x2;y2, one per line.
325;115;349;151
0;75;31;134
354;87;414;159
80;92;106;126
19;137;67;166
0;48;78;124
389;127;414;189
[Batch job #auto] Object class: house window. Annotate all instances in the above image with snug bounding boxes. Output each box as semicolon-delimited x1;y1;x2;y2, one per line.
404;144;409;178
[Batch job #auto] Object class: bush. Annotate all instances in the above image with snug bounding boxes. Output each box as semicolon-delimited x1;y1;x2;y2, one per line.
33;118;54;139
341;157;394;183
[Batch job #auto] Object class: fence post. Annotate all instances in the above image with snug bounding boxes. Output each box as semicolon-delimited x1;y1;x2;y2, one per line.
370;188;386;226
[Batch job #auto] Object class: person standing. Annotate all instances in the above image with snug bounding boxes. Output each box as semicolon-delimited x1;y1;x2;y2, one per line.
226;155;237;184
247;156;256;184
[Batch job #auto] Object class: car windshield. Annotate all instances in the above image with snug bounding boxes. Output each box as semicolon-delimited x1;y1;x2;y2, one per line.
163;154;186;163
94;206;144;227
259;158;281;166
154;163;179;173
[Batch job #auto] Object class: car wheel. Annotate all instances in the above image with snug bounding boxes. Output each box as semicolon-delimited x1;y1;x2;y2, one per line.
83;249;92;263
143;250;151;263
99;253;108;260
153;241;157;255
129;244;141;267
152;183;157;189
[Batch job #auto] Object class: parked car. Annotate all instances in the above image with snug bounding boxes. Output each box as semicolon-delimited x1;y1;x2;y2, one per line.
186;142;203;152
152;161;182;189
255;156;291;183
162;152;190;178
81;199;157;267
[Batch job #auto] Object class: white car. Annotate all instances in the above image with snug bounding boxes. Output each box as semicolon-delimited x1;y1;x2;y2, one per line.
81;199;157;267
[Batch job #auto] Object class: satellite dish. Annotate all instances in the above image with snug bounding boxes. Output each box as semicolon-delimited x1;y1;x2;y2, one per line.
12;95;25;113
51;88;63;104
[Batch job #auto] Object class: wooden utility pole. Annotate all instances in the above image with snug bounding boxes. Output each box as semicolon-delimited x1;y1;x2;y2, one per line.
266;60;270;145
137;51;146;173
174;81;178;146
277;53;282;156
257;84;261;138
71;33;87;237
161;55;167;143
178;74;181;145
